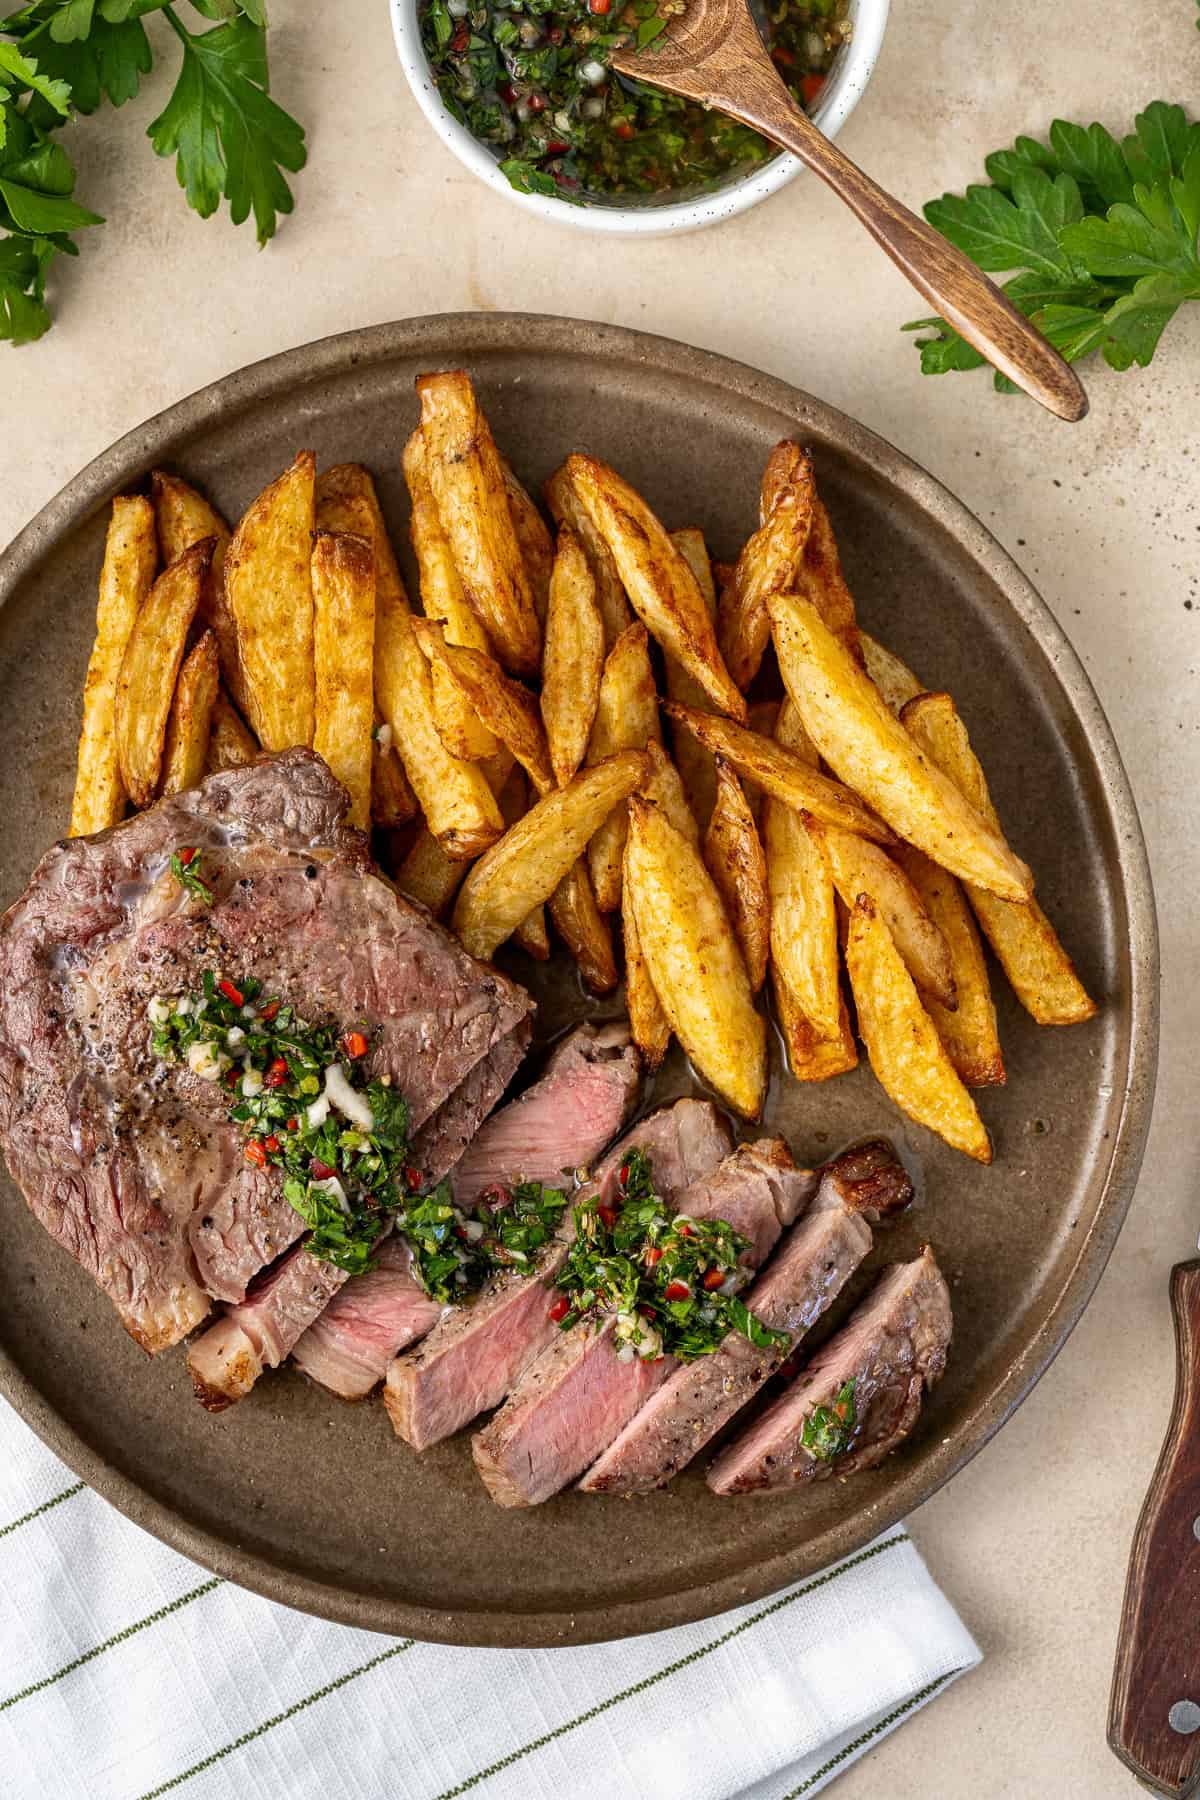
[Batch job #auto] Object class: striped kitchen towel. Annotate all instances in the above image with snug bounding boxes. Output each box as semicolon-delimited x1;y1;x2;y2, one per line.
0;1397;980;1800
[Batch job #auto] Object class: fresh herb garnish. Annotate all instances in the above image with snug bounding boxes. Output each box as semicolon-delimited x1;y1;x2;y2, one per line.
0;2;304;345
394;1178;569;1303
169;846;213;906
905;101;1200;389
553;1149;789;1363
800;1377;857;1461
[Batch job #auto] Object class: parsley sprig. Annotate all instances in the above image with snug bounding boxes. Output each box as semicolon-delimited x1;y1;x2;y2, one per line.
906;101;1200;388
0;0;304;345
800;1377;857;1462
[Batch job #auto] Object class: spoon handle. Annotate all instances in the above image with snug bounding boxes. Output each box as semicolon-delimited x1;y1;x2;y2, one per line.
750;91;1087;422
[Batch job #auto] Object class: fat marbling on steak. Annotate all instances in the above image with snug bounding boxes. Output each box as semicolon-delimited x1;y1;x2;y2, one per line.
0;749;533;1355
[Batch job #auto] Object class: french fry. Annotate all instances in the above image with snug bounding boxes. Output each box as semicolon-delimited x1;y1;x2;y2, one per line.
541;526;605;787
401;432;499;763
395;826;470;917
639;739;699;844
899;846;1005;1086
416;371;541;676
666;527;720;829
666;702;894;844
452;750;649;960
565;454;746;721
585;621;662;910
150;471;245;716
500;456;554;625
413;620;554;796
206;689;259;772
718;443;815;691
623;852;670;1067
772;967;858;1082
544;463;632;649
704;760;769;992
311;530;375;831
769;593;1033;900
548;860;618;994
903;692;1096;1026
224;451;316;751
115;537;210;808
70;494;157;835
764;797;841;1039
160;629;219;797
495;763;551;961
845;894;991;1163
372;725;418;828
811;821;956;1008
860;632;924;715
794;493;860;660
625;795;766;1119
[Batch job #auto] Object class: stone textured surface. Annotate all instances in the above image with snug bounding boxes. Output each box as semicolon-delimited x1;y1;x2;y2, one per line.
1;0;1194;1791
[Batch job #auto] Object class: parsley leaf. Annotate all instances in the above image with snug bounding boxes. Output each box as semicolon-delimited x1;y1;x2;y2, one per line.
906;102;1200;389
169;847;214;905
800;1378;857;1462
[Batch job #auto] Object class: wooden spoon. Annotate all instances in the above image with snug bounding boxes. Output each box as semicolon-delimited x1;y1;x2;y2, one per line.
611;2;1088;422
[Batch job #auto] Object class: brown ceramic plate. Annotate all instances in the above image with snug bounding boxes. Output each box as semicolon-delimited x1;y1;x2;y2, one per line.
0;315;1157;1647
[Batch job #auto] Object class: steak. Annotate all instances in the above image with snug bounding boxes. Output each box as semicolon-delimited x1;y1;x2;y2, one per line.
384;1098;729;1452
289;1022;638;1402
582;1139;909;1495
707;1245;952;1495
0;750;532;1353
472;1136;803;1508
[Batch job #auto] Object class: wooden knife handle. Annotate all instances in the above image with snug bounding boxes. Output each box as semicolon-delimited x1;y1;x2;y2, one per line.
1110;1260;1200;1796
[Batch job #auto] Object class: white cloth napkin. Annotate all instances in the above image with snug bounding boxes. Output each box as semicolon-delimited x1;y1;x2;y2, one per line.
0;1395;979;1800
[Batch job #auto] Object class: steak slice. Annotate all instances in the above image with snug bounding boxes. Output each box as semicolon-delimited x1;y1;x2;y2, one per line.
0;749;532;1353
450;1021;641;1206
472;1136;803;1508
582;1139;910;1495
384;1098;730;1452
290;1236;441;1400
707;1245;952;1495
187;1239;347;1409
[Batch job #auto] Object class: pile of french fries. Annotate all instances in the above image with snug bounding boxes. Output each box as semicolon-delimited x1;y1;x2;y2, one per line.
70;368;1096;1164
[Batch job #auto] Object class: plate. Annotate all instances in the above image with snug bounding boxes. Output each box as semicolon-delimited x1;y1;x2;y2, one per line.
0;315;1157;1646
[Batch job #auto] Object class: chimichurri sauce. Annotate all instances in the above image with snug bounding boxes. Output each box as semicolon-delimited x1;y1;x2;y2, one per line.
421;0;851;203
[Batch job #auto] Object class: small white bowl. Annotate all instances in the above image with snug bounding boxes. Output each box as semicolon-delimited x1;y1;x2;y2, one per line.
391;0;889;237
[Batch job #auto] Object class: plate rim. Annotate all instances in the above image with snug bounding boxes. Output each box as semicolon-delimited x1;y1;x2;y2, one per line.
0;313;1160;1646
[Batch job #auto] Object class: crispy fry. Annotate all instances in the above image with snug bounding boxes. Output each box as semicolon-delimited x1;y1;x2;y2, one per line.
115;537;210;808
704;760;769;992
548;860;618;994
666;702;894;844
812;821;956;1008
372;731;418;828
625;795;766;1119
413;619;554;796
770;593;1033;899
845;894;991;1162
495;764;550;961
151;471;245;716
718;443;815;690
70;495;157;835
224;451;315;751
666;527;720;830
500;456;554;625
311;530;375;831
160;629;219;797
622;855;670;1068
565;454;746;721
541;526;604;787
401;431;499;762
452;750;648;960
416;371;541;675
794;494;860;660
899;846;1005;1086
395;826;470;917
585;621;662;910
544;463;632;649
314;463;406;615
639;739;699;844
764;797;841;1038
206;689;258;772
860;632;924;715
772;968;858;1082
903;692;1096;1025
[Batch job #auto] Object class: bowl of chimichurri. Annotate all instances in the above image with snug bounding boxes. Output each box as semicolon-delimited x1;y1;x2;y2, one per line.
390;0;888;233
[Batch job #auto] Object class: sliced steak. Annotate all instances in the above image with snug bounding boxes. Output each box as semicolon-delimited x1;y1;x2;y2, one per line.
582;1138;910;1495
384;1099;730;1452
0;749;532;1353
472;1136;798;1508
187;1239;347;1410
707;1245;952;1495
450;1021;641;1206
290;1236;441;1401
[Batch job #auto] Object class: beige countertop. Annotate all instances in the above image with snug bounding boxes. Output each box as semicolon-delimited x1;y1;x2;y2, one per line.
3;0;1195;1791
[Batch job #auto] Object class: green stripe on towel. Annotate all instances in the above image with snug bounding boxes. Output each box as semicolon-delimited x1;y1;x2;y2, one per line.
0;1482;85;1540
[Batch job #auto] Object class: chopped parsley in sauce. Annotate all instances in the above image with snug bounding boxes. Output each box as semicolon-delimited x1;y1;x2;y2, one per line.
421;0;850;203
553;1147;789;1361
801;1377;857;1460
